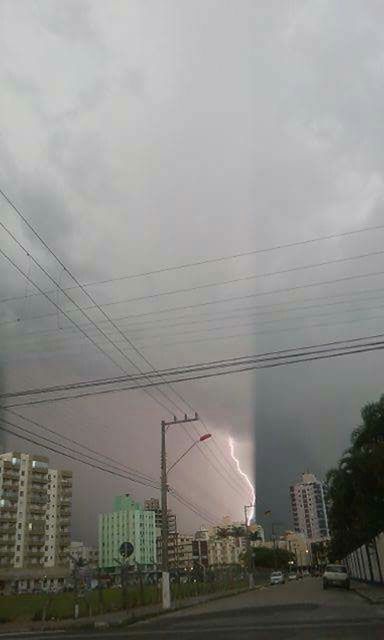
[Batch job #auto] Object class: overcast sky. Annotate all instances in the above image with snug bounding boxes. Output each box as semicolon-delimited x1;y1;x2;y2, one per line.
1;0;384;543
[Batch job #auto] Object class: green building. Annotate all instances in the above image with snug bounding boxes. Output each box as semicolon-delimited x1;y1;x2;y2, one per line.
98;494;156;569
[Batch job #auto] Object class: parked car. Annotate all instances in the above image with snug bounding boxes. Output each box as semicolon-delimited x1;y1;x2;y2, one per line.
303;570;310;577
288;572;297;581
323;564;350;590
270;571;285;585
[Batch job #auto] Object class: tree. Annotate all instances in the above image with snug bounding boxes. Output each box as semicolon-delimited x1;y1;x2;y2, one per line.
326;394;384;560
240;547;294;570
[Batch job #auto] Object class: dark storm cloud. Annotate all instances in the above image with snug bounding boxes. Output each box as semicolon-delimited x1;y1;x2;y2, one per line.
2;0;384;539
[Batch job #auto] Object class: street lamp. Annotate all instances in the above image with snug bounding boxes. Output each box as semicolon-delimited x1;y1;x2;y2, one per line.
160;414;211;610
168;433;212;474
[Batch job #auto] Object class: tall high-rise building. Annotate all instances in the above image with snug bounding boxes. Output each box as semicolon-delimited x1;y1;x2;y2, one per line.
144;497;177;534
144;497;177;568
290;472;329;542
99;494;156;569
0;452;72;572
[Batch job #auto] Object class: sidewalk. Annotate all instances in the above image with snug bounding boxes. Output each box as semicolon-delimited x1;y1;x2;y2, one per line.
352;580;384;604
0;584;259;634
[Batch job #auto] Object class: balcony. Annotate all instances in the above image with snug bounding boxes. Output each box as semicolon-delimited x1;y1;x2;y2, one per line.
29;503;46;513
31;467;48;476
26;550;44;558
0;514;17;523
0;525;16;535
28;536;45;546
2;480;19;490
1;490;19;502
0;549;14;557
28;520;45;531
30;496;48;505
59;497;71;505
60;517;71;526
31;475;48;485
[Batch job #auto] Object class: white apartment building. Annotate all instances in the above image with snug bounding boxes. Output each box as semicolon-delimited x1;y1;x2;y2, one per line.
208;536;245;566
0;452;73;574
290;472;329;543
69;540;98;570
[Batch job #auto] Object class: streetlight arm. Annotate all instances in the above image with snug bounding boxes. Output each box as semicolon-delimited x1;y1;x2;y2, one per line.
167;442;197;474
168;434;211;474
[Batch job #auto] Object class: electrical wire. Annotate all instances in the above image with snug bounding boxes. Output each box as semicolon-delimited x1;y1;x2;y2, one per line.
4;407;160;485
4;265;384;333
6;281;384;347
0;194;250;498
6;328;384;401
0;417;222;525
2;218;384;305
4;334;384;409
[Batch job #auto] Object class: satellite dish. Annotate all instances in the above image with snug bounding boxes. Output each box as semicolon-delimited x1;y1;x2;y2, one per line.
119;541;134;558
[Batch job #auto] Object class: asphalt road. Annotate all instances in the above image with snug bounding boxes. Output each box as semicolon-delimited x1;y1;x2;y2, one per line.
1;578;384;639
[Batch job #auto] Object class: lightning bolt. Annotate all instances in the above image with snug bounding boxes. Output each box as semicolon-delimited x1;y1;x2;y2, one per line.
228;436;256;525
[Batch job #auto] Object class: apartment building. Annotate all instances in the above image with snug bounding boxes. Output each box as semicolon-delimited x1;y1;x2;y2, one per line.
0;452;72;581
290;472;329;543
69;540;98;571
208;536;244;566
144;498;177;536
99;494;156;569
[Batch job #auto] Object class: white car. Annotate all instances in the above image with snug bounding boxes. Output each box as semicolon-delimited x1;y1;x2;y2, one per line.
270;571;285;585
288;572;297;581
323;564;350;590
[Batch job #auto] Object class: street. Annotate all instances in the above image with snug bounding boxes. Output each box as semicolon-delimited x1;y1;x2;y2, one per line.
1;577;383;639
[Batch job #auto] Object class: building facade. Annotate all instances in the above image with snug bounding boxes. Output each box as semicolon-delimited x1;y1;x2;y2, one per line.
144;497;177;569
144;497;177;535
98;494;156;569
0;452;72;575
69;540;98;571
208;537;245;566
290;472;329;542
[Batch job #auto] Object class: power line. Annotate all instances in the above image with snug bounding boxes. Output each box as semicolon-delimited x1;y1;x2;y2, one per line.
8;294;384;365
0;417;159;490
6;325;384;402
4;333;384;408
4;265;384;333
5;407;159;485
0;417;222;525
5;281;384;346
0;191;250;499
0;251;246;500
2;219;384;305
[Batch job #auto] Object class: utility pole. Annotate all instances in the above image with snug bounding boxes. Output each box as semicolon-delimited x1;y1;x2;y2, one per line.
244;504;255;589
161;413;199;610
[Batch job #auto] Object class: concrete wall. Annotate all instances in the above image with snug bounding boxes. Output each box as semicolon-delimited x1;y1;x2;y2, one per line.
343;533;384;584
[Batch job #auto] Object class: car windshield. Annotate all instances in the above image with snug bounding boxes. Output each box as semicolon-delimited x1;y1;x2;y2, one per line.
1;2;382;638
326;565;347;573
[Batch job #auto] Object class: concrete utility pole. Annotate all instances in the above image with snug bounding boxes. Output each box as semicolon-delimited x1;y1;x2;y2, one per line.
244;504;255;589
160;413;200;610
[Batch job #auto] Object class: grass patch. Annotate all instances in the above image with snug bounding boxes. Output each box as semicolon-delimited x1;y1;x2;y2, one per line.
0;580;247;623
